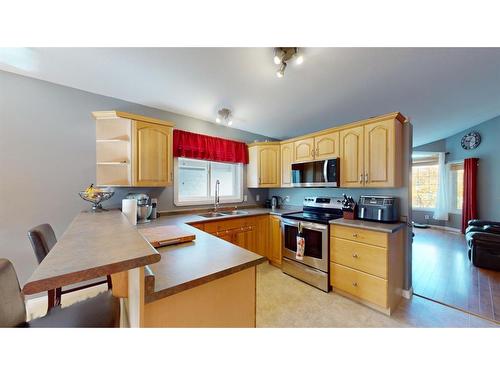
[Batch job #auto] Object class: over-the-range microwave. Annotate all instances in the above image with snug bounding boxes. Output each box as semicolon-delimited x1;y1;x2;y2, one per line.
291;158;339;187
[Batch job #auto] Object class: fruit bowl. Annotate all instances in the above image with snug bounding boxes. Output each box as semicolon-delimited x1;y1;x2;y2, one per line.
78;190;114;211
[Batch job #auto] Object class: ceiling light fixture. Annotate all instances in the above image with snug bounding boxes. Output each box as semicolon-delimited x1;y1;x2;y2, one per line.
273;47;303;78
215;108;233;126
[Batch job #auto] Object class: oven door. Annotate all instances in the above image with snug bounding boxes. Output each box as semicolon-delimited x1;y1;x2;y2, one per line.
281;218;328;272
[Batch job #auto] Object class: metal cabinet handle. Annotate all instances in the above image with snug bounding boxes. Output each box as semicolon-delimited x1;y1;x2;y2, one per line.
364;173;368;183
359;173;363;183
311;149;315;157
259;177;261;184
352;282;358;287
352;253;359;258
352;233;358;238
316;147;319;156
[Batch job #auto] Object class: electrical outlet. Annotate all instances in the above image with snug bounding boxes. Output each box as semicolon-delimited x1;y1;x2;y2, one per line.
424;214;430;220
243;195;248;202
256;194;260;202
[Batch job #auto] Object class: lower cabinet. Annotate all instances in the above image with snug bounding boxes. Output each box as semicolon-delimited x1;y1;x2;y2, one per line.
330;224;404;315
191;214;282;266
268;215;282;266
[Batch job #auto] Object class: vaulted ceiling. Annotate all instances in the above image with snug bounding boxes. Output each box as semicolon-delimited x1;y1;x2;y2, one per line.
2;47;500;146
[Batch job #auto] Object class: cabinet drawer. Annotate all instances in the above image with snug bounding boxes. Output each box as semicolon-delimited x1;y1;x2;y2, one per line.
330;237;387;278
204;217;255;234
331;225;387;247
330;263;387;308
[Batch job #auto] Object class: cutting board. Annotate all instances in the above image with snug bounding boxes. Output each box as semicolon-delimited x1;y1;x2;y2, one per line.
139;225;196;248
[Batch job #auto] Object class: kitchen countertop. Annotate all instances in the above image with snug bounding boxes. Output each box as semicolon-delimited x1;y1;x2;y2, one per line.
22;210;161;295
329;218;406;233
139;207;302;303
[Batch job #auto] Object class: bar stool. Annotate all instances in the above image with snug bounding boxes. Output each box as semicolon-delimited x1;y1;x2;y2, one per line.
27;223;112;310
0;259;120;328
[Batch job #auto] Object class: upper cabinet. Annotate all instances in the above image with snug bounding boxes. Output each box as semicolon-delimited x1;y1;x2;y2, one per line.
340;126;364;188
294;137;315;162
247;142;281;188
93;111;174;187
340;117;403;188
293;131;339;163
280;142;294;187
314;131;339;160
132;121;173;187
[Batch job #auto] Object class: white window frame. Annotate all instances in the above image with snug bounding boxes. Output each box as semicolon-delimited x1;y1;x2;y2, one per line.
173;157;244;206
447;161;464;215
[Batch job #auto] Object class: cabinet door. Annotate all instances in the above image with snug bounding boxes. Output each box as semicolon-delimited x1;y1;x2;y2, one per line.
280;142;294;187
254;215;269;256
364;120;399;187
314;131;339;160
268;216;282;266
294;138;315;162
259;145;280;187
132;121;173;187
339;126;364;187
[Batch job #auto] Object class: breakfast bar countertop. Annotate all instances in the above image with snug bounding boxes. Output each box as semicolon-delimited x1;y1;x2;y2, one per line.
140;206;302;303
22;210;161;295
329;218;406;233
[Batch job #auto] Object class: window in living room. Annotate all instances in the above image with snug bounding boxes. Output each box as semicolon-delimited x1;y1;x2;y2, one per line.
448;161;464;213
412;164;439;209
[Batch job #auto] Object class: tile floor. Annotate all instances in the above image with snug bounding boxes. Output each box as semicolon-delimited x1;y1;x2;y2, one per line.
257;262;498;328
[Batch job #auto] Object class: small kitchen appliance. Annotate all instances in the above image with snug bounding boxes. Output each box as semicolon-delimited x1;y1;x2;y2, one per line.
125;193;152;224
357;195;399;223
281;196;343;292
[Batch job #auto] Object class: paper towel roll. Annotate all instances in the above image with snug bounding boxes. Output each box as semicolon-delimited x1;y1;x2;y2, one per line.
122;198;137;225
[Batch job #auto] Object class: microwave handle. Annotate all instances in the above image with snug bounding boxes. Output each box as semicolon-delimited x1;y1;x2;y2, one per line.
323;159;329;182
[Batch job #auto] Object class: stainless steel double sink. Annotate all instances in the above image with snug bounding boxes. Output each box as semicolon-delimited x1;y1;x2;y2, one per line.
198;210;248;218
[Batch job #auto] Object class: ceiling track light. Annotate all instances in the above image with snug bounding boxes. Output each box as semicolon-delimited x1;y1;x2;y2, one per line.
273;47;303;78
216;108;233;126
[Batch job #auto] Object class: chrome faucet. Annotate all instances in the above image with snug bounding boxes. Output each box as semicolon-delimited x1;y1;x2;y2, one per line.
214;179;221;212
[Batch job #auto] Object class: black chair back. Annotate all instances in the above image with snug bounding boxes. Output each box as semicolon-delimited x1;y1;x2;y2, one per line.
27;224;57;264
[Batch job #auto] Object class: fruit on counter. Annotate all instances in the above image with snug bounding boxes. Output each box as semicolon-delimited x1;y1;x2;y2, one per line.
83;184;106;198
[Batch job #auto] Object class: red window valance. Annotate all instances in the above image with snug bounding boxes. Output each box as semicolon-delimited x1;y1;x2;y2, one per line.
173;129;249;164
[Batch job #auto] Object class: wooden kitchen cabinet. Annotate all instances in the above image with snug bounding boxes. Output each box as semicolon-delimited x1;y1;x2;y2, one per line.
293;137;315;162
247;142;281;188
330;224;404;315
93;111;174;187
314;131;339;160
268;215;282;266
339;125;365;188
339;117;403;188
363;119;402;187
132;120;173;187
280;142;294;187
252;215;269;256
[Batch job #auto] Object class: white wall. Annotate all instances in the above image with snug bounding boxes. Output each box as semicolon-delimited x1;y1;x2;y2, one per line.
0;70;273;285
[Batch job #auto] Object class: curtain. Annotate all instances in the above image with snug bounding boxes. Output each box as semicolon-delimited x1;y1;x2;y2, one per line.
461;158;479;233
173;129;249;164
433;152;449;221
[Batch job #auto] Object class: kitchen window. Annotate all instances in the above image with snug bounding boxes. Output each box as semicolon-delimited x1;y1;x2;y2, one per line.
174;157;243;206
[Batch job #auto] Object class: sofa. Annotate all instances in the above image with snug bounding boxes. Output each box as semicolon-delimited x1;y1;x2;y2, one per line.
466;220;500;270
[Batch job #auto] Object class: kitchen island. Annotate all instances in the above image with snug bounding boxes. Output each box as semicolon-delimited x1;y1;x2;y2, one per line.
23;207;298;328
111;207;300;327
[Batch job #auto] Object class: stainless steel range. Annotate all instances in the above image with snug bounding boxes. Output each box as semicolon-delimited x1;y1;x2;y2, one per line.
281;196;343;292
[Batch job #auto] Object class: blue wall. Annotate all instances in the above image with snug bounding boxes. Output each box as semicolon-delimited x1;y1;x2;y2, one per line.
445;115;500;221
412;114;500;225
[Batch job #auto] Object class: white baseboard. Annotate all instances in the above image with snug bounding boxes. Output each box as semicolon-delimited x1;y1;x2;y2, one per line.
402;287;413;299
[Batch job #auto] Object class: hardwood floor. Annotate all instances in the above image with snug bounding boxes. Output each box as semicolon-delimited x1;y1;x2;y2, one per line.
412;227;500;322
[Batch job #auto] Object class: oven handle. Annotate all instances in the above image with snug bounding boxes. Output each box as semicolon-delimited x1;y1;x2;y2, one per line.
281;219;327;232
